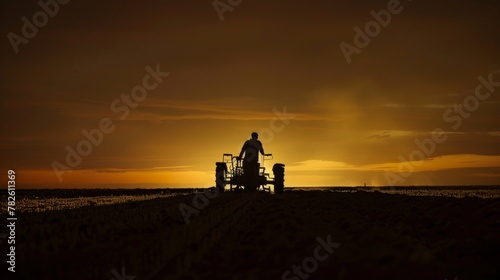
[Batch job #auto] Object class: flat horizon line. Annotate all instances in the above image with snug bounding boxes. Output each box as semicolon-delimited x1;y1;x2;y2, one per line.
11;185;500;190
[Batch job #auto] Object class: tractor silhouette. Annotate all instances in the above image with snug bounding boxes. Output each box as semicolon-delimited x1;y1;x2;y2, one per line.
215;154;285;193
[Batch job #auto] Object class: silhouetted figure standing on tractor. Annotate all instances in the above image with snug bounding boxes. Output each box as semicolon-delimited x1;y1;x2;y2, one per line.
238;132;265;190
214;132;284;193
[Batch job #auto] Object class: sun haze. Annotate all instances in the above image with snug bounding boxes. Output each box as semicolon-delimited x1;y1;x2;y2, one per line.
1;0;500;188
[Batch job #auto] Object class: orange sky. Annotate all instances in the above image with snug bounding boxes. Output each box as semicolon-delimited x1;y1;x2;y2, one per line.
1;0;500;188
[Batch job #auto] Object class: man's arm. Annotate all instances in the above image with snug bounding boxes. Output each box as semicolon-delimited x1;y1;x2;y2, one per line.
238;141;247;158
259;141;265;155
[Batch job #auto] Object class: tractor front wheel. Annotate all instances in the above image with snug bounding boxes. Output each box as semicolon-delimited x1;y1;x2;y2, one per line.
215;162;227;193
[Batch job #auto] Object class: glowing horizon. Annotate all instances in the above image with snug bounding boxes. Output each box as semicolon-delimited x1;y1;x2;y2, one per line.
1;0;500;188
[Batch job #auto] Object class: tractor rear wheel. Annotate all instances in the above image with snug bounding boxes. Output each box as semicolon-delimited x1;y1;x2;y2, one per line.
273;163;285;194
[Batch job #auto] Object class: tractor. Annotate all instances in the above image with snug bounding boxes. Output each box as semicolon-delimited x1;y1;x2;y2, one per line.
215;153;285;193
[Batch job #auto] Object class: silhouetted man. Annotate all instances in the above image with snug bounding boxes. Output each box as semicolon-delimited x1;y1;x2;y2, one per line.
238;132;265;181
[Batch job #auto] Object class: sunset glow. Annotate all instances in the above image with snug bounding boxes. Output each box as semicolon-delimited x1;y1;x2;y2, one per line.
1;0;500;188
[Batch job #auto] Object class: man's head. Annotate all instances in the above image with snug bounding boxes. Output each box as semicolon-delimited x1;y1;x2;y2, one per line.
251;132;258;140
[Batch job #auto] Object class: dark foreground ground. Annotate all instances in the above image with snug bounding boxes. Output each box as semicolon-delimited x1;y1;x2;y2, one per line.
2;190;500;280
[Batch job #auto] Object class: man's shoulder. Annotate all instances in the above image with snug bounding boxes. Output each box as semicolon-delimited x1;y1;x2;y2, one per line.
246;139;262;147
253;140;263;147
